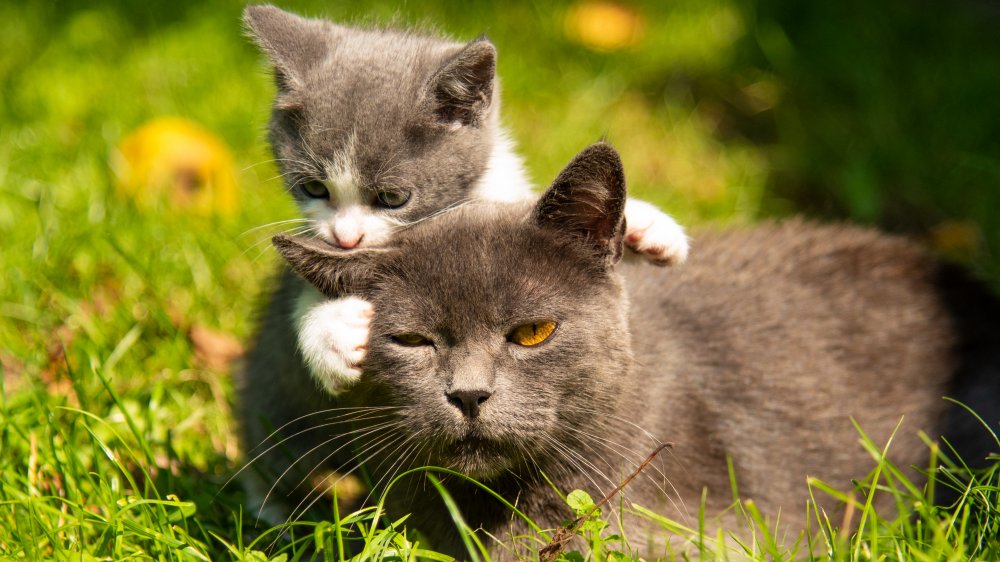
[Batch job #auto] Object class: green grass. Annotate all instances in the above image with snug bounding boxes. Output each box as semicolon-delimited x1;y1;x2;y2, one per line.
3;0;1000;560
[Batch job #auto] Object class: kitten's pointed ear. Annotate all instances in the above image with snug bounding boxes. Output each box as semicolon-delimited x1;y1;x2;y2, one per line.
534;143;627;266
426;38;497;127
243;5;331;93
272;235;381;297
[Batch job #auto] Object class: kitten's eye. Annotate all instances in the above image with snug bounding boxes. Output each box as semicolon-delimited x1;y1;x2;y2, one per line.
391;333;433;347
375;189;411;209
301;180;329;199
508;321;558;347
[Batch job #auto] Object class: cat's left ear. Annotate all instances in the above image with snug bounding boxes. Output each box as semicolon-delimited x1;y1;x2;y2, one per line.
535;142;627;266
243;5;332;94
272;234;387;297
425;38;496;128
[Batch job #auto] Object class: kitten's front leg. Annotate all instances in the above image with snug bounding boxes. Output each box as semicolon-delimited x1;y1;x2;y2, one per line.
294;288;372;394
623;198;689;266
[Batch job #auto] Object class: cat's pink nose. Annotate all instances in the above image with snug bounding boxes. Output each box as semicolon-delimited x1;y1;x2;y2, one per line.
334;233;363;249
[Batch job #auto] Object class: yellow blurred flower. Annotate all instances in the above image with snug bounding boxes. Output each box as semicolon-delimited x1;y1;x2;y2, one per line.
111;117;239;215
565;0;643;52
930;220;980;260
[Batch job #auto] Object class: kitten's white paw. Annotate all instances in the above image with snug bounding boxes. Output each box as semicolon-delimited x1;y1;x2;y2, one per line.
296;296;373;395
623;198;689;266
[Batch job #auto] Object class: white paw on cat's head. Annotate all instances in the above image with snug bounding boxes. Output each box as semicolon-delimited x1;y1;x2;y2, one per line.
244;5;530;249
623;198;690;266
293;289;373;395
273;142;633;480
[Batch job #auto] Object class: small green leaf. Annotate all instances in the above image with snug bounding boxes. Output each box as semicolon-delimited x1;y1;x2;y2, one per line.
580;518;607;534
566;489;595;516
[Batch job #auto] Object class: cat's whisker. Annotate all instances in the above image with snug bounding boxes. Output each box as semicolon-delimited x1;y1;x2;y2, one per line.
286;423;411;526
241;220;318;251
287;418;405;493
372;148;412;182
563;405;665;450
399;436;433;500
239;218;311;238
240;234;282;258
359;426;429;508
540;435;623;523
549;436;617;495
241;224;319;261
259;419;403;522
241;156;316;173
227;410;398;492
564;406;697;513
559;423;690;522
249;406;400;454
283;225;317;237
395;198;472;229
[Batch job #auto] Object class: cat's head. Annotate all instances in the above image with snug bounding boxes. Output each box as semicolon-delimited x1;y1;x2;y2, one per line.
245;5;516;249
273;143;633;480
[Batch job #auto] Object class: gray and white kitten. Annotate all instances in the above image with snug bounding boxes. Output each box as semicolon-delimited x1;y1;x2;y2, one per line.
247;143;1000;556
243;5;689;394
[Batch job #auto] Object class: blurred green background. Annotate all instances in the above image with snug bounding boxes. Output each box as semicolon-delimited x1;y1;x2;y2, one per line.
1;0;999;556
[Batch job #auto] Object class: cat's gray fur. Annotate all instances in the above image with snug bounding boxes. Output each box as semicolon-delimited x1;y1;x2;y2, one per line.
244;4;511;220
242;143;1000;556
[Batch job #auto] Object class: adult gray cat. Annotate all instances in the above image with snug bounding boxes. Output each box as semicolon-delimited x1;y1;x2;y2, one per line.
242;5;689;395
243;143;1000;557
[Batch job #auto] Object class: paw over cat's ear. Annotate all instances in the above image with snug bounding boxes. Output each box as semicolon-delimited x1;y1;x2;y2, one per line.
425;38;497;128
272;234;385;297
535;142;627;266
243;5;333;95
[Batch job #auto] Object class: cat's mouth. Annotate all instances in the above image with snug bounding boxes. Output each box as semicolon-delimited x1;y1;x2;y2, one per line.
436;434;517;480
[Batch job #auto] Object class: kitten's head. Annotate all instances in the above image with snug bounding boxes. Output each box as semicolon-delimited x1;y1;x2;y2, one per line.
274;143;633;480
245;5;507;248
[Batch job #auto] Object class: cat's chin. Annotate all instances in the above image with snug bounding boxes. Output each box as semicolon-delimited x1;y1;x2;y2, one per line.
435;437;518;481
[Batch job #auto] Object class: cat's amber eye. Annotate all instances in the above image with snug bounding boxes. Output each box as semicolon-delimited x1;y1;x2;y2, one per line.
508;321;558;347
302;180;329;199
375;189;411;209
391;333;433;347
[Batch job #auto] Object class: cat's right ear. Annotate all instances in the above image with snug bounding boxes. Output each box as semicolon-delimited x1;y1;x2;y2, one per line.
272;234;386;297
424;38;497;128
534;143;628;266
243;5;331;95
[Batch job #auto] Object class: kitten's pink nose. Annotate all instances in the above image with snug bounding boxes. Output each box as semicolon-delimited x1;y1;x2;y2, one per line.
334;233;363;249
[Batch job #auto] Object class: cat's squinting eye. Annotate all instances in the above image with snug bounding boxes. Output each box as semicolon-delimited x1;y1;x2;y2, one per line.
508;321;558;347
391;333;433;347
375;189;411;209
301;180;329;199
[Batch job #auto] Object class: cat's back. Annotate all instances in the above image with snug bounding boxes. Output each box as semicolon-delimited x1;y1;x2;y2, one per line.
628;220;955;367
619;220;992;522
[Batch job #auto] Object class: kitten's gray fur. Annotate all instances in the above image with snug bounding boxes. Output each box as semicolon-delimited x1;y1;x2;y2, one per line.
243;143;1000;557
244;4;517;223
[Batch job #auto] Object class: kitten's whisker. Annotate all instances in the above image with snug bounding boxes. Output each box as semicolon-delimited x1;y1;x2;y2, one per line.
395;198;473;229
241;234;282;257
372;148;412;182
239;218;311;238
242;157;317;173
